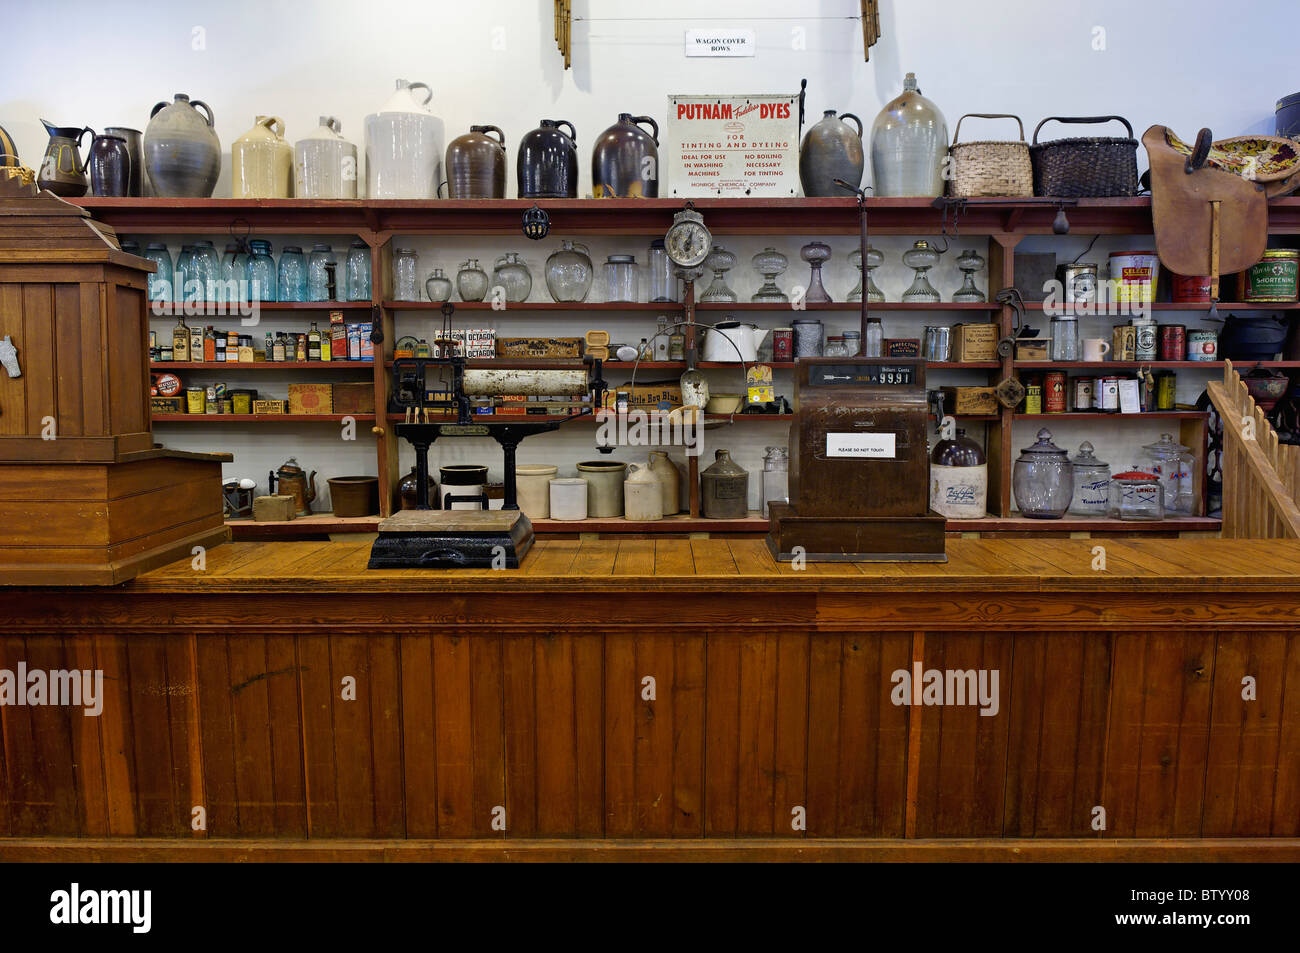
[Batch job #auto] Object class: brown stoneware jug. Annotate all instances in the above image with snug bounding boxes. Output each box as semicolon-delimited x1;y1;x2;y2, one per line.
446;124;506;198
592;113;659;198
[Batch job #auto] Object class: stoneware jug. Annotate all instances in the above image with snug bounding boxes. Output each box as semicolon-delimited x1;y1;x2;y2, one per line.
446;124;506;199
103;126;145;195
799;109;864;197
37;121;92;197
648;451;680;515
701;449;749;519
88;133;130;197
365;79;444;199
623;463;664;522
517;119;578;198
145;94;221;197
232;116;292;198
870;72;948;198
295;116;357;199
592;113;659;198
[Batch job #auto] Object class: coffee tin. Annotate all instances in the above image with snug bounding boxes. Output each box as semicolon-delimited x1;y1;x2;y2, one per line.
1157;324;1186;361
1073;376;1095;411
1187;329;1218;361
1045;371;1067;413
1171;274;1213;302
1112;324;1137;362
772;328;793;362
1243;249;1300;303
1133;317;1157;360
1056;263;1098;307
1098;376;1120;412
1108;250;1160;305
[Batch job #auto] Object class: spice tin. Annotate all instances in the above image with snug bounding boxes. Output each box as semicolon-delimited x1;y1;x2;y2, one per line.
1157;324;1185;361
186;387;206;414
1073;376;1095;411
772;327;793;362
1171;274;1213;302
220;399;233;415
1186;329;1218;361
1156;371;1177;410
1243;249;1300;303
1133;317;1157;361
1111;324;1136;362
1024;383;1042;414
1097;376;1120;412
1044;371;1067;413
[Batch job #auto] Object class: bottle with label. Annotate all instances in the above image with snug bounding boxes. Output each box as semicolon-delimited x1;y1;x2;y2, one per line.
273;333;287;363
307;322;322;361
638;337;651;360
929;424;988;518
226;330;239;361
654;315;670;360
172;317;191;362
668;323;685;361
264;332;275;361
203;326;216;363
190;323;203;361
296;334;307;362
213;331;226;363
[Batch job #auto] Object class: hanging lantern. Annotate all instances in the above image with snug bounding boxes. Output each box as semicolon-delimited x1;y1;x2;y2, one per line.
522;204;550;240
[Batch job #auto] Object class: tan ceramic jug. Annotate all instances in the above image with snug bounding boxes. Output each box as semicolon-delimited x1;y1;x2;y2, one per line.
623;463;663;521
648;451;680;515
232;116;292;198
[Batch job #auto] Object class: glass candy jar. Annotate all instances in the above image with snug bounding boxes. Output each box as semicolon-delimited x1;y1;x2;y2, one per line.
1012;427;1073;519
760;446;789;518
424;268;453;303
699;244;738;303
604;254;639;302
245;240;276;301
346;239;371;301
493;253;532;302
1109;469;1165;520
277;246;307;302
751;247;789;303
952;249;986;303
392;247;420;301
1069;441;1111;515
901;240;941;303
546;240;594;302
799;241;832;303
457;258;489;302
1143;432;1194;515
307;243;338;301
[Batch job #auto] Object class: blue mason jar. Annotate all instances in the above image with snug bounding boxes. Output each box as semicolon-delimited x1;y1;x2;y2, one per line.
175;245;195;302
278;246;307;302
191;240;221;301
143;243;174;302
246;240;277;302
346;240;371;301
219;243;248;304
307;243;337;301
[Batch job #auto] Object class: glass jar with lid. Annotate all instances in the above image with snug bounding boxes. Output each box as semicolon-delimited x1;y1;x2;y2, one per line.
143;243;174;302
1012;427;1073;518
392;247;420;301
823;335;850;357
604;254;639;303
864;316;884;357
277;246;307;302
1068;441;1111;515
307;243;338;301
1109;469;1164;520
1049;314;1079;361
1142;432;1194;515
219;243;248;303
761;446;789;518
245;240;276;301
346;240;371;301
842;329;862;356
190;240;220;301
929;425;987;518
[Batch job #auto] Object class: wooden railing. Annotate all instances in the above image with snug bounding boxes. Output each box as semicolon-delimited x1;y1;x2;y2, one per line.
1206;360;1300;538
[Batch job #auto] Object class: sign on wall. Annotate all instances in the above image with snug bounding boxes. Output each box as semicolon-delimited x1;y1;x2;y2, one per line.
665;94;799;197
684;29;755;57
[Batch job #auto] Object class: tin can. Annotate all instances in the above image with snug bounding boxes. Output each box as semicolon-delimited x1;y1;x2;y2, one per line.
1171;274;1213;302
1044;371;1067;413
1024;384;1042;414
160;345;173;361
1156;371;1177;410
1243;249;1300;303
1133;317;1157;360
1158;324;1185;361
1112;324;1137;362
213;382;228;401
1098;377;1120;412
149;330;157;350
220;399;233;415
1108;250;1160;305
1187;329;1218;361
772;327;793;362
185;387;205;414
231;391;253;415
1056;263;1098;307
1073;376;1095;411
204;385;219;415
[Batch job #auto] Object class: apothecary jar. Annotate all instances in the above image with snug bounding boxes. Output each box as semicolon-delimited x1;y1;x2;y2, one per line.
1012;428;1073;519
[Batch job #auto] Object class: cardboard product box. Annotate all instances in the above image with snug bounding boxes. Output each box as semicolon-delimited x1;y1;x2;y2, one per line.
253;399;288;415
941;386;999;416
289;382;334;415
884;338;921;358
601;381;682;410
496;394;527;416
497;336;584;358
151;396;184;414
950;323;1000;362
253;495;297;522
332;382;375;415
1015;340;1049;362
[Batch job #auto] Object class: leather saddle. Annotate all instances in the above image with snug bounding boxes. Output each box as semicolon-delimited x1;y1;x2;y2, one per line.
1142;125;1298;299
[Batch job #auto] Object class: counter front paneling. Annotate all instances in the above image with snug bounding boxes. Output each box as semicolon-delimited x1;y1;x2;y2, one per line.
1;538;1298;860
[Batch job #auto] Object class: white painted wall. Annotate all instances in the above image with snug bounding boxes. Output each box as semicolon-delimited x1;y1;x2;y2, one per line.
5;0;1294;513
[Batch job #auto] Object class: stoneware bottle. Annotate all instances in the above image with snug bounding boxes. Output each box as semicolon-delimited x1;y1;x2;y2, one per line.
144;93;221;198
232;116;292;199
623;463;664;522
799;109;864;197
648;450;680;515
446;124;506;199
295;117;357;199
701;449;749;519
517;119;578;198
870;72;948;198
591;113;659;198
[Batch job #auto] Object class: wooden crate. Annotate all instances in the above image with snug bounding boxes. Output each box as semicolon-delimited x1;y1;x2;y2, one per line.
289;382;333;415
331;381;375;415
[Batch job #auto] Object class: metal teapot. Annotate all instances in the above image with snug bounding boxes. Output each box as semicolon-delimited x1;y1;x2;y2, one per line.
269;457;317;516
37;120;93;196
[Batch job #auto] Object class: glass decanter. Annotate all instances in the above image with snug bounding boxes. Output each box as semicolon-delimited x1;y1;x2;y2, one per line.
750;246;789;303
699;244;739;303
799;241;832;303
952;248;986;303
901;239;941;303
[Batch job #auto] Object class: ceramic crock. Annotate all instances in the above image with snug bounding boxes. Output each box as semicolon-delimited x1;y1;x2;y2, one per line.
145;94;221;197
232;116;292;198
701;449;749;519
103;126;145;195
648;451;680;515
516;463;557;519
365;79;445;199
623;463;663;521
446;125;506;199
295;116;357;199
88;134;130;197
577;460;627;517
592;113;659;198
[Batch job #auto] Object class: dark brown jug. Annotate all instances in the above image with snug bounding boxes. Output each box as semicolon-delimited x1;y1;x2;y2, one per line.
592;113;659;198
37;120;92;197
517;119;577;198
445;124;506;199
89;134;131;197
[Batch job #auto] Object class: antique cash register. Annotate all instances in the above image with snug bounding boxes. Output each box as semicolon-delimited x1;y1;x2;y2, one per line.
766;356;947;561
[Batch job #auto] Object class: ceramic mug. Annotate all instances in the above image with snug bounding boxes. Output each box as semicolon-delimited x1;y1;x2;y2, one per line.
1082;338;1111;362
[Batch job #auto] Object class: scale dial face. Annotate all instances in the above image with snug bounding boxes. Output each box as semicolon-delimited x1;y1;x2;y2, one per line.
665;209;712;268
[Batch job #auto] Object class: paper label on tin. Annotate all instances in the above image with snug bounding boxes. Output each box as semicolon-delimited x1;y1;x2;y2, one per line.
827;432;895;459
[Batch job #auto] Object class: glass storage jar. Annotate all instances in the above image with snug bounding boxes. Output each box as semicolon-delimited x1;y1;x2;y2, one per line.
1109;469;1165;520
864;316;884;357
824;335;850;357
793;317;824;357
1012;428;1073;519
424;268;453;303
604;254;639;303
492;253;532;302
1143;432;1194;515
219;243;248;303
346;240;371;301
648;239;677;302
143;243;174;301
245;240;276;301
190;240;220;301
761;446;789;518
1068;441;1111;515
842;329;862;356
307;243;338;301
277;246;307;302
1049;314;1079;362
546;240;594;302
392;247;420;301
175;245;194;301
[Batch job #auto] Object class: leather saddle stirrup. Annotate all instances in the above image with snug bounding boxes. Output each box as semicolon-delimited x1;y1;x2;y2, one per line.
1143;124;1268;303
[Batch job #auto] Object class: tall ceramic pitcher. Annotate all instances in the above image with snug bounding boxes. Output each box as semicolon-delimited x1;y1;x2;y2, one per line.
36;121;92;197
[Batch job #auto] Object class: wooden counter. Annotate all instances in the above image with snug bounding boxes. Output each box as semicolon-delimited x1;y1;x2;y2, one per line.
2;537;1299;861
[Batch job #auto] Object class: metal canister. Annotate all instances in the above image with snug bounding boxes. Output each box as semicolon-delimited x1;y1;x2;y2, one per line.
923;325;951;362
792;319;823;358
1243;248;1300;302
231;390;254;415
1098;376;1120;412
1158;324;1185;361
1187;329;1218;361
1112;324;1136;362
186;386;205;414
1056;262;1098;307
1024;383;1042;414
772;327;793;362
1156;371;1177;410
1073;376;1095;411
205;385;219;414
1133;316;1157;361
1044;371;1067;413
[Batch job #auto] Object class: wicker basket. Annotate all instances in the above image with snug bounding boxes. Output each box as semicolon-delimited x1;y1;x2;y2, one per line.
949;113;1033;197
1030;115;1140;197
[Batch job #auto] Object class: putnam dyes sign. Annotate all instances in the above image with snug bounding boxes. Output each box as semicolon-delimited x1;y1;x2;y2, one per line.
666;94;799;197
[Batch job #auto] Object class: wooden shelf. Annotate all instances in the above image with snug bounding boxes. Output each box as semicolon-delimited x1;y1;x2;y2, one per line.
1015;360;1300;370
385;300;677;310
381;359;999;371
154;414;375;423
696;301;999;311
152;361;374;371
148;301;371;313
1021;301;1300;312
228;514;381;539
1013;412;1207;420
